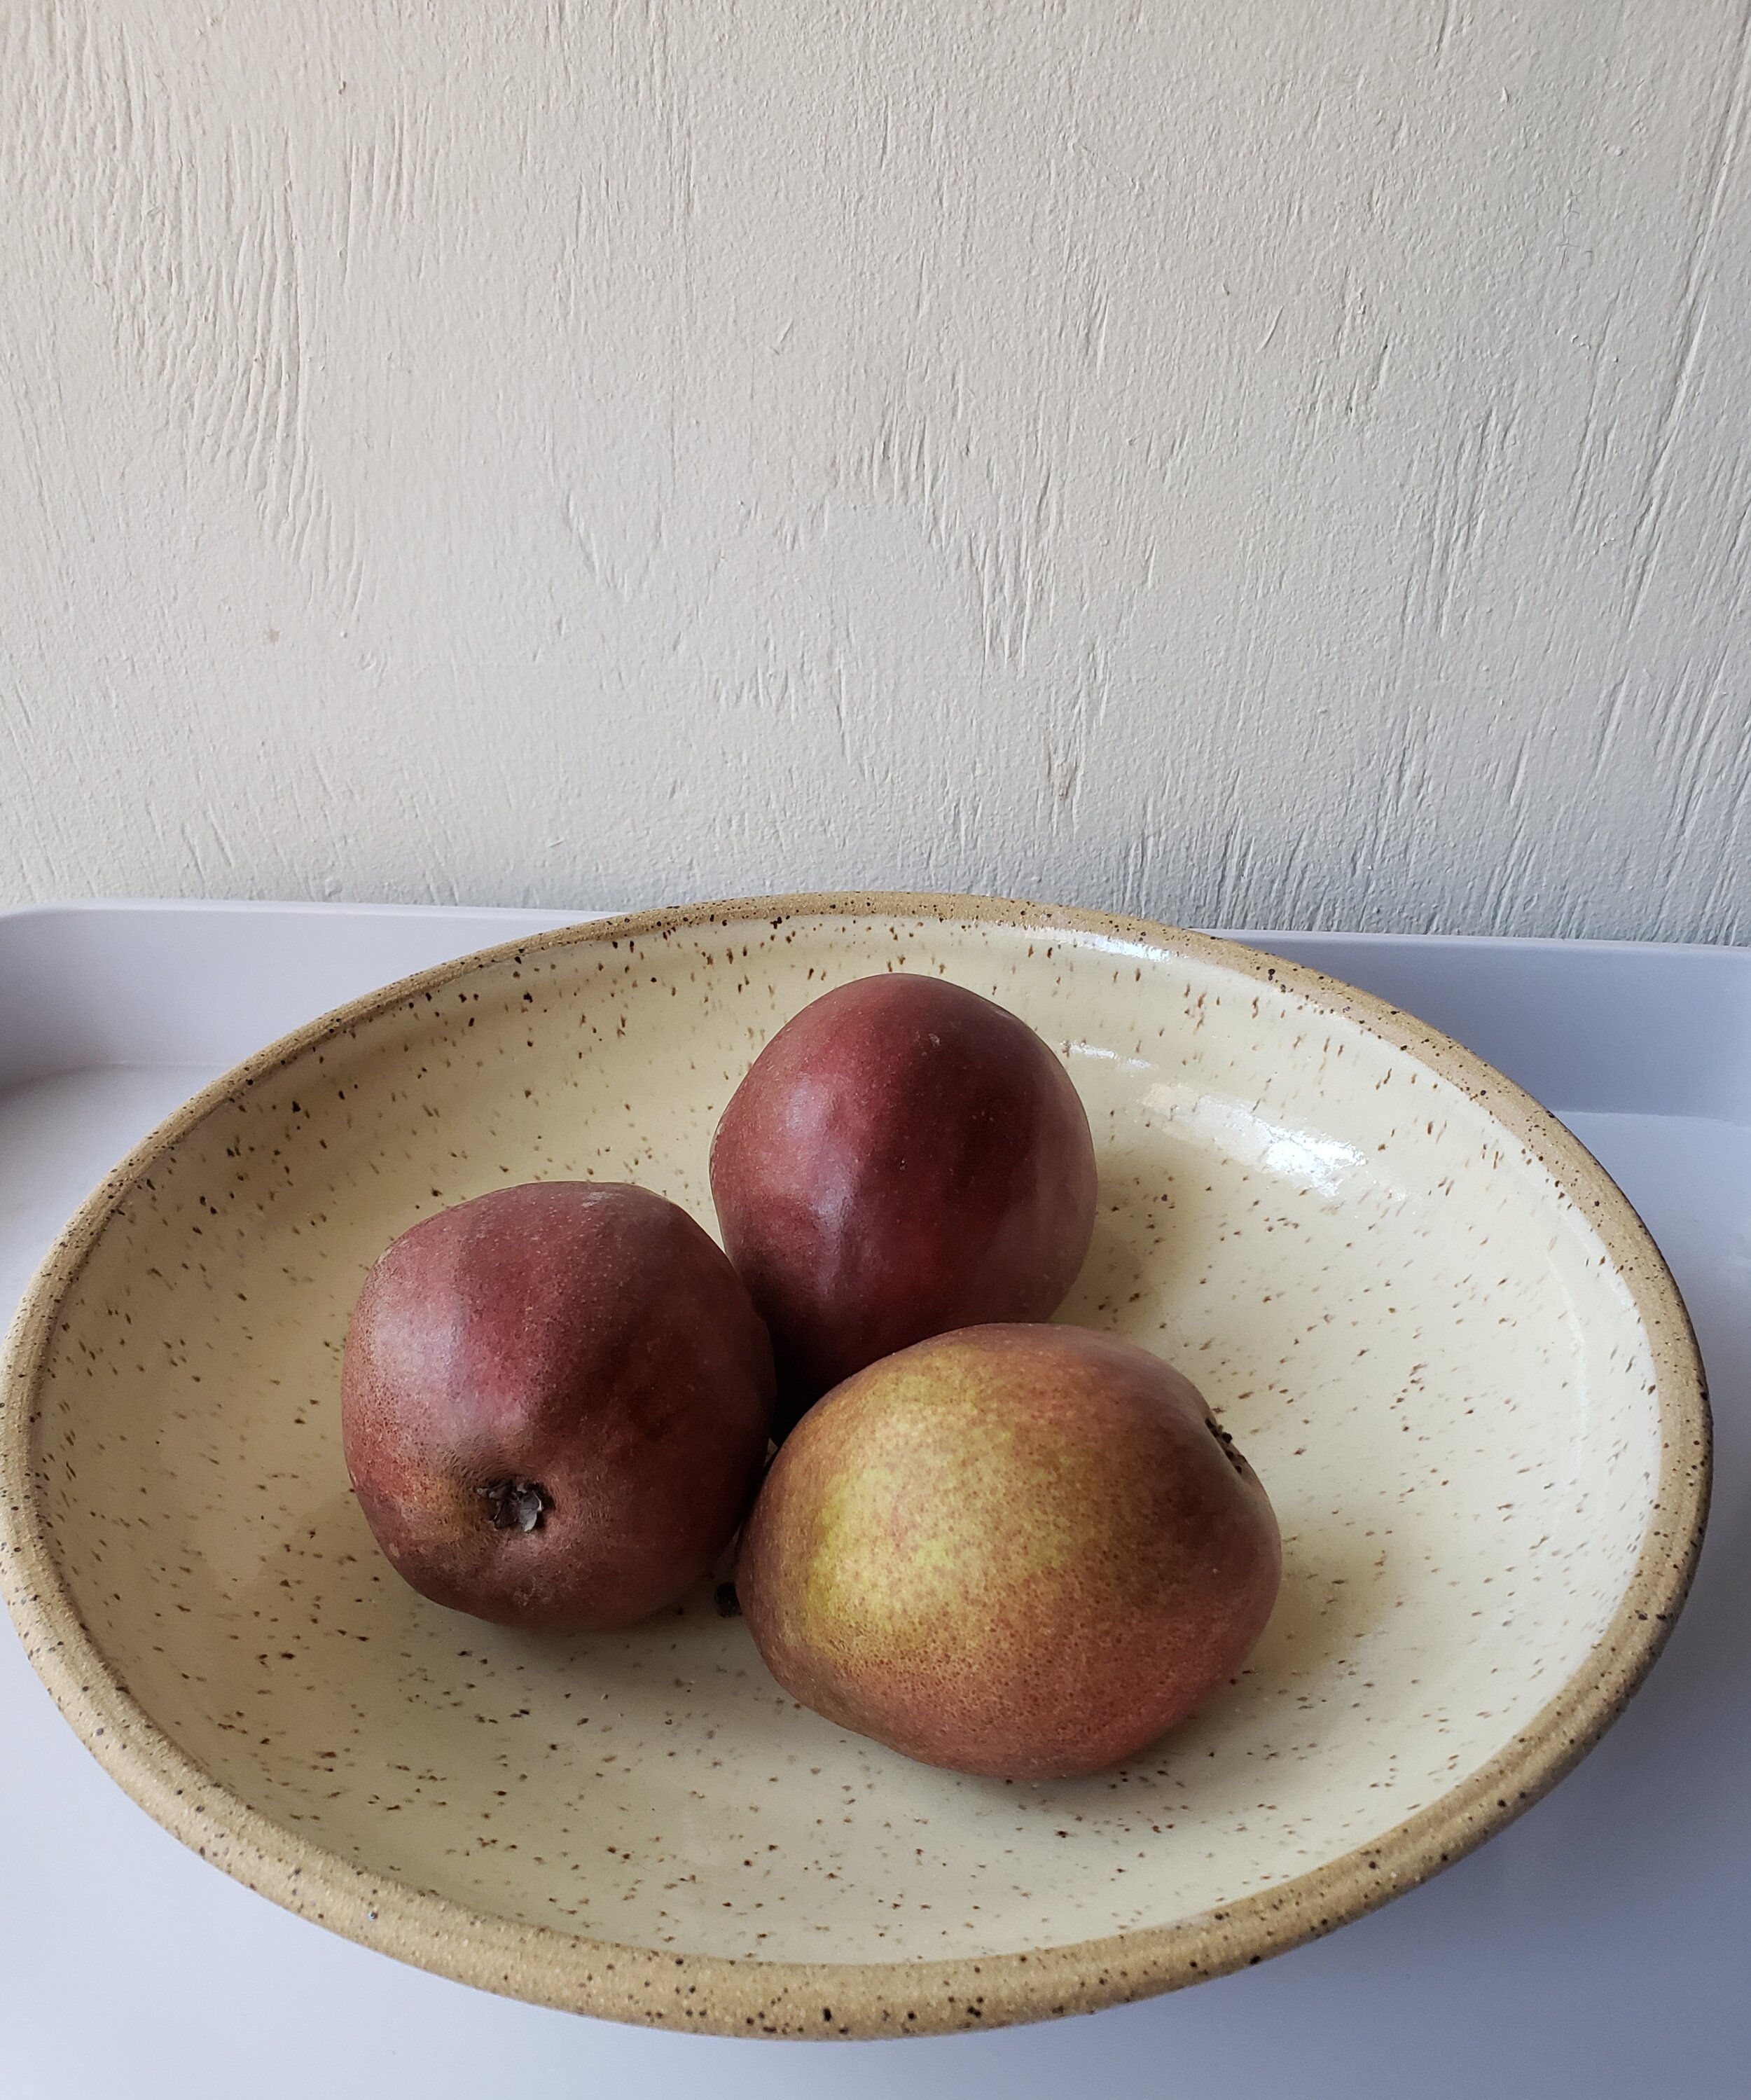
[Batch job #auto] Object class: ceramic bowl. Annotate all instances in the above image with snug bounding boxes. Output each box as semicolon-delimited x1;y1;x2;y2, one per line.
0;896;1709;2037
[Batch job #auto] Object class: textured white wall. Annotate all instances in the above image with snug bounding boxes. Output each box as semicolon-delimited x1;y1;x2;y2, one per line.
2;2;1749;937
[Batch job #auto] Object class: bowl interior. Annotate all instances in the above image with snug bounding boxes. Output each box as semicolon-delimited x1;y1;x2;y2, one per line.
29;909;1661;1965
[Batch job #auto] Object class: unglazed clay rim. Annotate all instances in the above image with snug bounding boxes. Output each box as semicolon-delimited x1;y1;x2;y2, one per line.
0;894;1711;2039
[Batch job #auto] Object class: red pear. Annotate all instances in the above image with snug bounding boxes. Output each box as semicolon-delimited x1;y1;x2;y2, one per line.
710;974;1097;1433
342;1182;774;1631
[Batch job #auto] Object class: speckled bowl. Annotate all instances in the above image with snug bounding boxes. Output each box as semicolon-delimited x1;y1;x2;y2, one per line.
0;896;1709;2038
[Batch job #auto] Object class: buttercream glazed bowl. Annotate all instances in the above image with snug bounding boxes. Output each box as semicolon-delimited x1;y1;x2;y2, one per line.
0;896;1709;2037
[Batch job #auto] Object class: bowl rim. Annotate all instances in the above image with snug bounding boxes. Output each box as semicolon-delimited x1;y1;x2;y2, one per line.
0;891;1712;2039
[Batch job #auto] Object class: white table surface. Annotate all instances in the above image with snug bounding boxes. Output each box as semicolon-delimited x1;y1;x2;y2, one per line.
1;902;1745;2099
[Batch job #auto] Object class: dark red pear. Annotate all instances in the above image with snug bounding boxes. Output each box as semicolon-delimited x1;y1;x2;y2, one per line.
341;1181;774;1631
709;973;1097;1433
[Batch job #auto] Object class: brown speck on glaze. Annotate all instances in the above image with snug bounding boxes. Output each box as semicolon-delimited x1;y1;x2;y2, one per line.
0;893;1710;2039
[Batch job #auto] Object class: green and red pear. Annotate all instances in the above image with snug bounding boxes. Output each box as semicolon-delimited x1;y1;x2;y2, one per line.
737;1323;1280;1780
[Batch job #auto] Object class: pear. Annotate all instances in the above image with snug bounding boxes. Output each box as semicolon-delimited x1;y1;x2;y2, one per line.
736;1323;1280;1779
342;1182;774;1631
710;974;1096;1435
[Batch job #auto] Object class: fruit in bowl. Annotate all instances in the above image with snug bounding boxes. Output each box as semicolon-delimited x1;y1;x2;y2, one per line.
736;1322;1282;1780
341;1180;775;1631
710;973;1098;1434
339;980;1279;1785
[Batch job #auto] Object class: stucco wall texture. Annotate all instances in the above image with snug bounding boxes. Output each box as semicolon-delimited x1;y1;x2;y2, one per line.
3;2;1749;938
